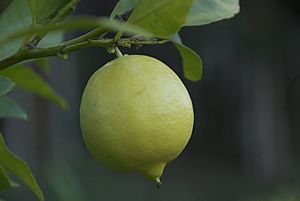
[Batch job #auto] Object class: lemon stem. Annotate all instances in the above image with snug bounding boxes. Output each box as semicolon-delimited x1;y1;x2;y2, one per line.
155;177;162;188
115;47;123;58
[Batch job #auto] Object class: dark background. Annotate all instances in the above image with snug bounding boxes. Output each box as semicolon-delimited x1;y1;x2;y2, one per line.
2;0;300;200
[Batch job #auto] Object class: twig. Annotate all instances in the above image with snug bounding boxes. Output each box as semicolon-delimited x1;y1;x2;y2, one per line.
29;0;80;46
0;37;169;70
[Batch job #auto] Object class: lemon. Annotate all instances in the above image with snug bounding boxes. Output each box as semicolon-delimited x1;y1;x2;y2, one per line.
80;55;194;186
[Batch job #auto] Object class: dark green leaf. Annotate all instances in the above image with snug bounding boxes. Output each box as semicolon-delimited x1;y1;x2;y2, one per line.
0;0;12;14
172;34;203;81
185;0;240;26
35;0;71;24
0;16;152;46
0;76;15;96
0;165;18;192
0;65;68;110
0;133;44;201
127;0;193;38
110;0;140;19
0;96;27;120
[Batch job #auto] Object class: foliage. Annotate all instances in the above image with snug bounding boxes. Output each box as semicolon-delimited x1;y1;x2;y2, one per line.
0;65;67;110
246;188;300;201
0;76;26;119
0;0;239;200
0;133;44;200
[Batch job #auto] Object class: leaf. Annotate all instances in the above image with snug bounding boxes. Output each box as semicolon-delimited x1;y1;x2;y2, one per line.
46;162;89;201
0;0;12;14
0;65;68;110
0;165;18;192
102;17;152;37
27;0;75;24
0;133;44;201
0;76;15;96
35;0;72;24
34;58;50;74
0;0;63;60
0;0;31;60
0;16;152;46
110;0;140;19
172;34;203;81
0;96;27;120
27;0;39;24
185;0;240;26
127;0;193;38
38;31;63;47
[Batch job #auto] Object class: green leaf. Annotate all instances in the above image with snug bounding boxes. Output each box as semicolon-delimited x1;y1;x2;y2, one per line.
127;0;193;38
172;34;203;81
185;0;240;26
110;0;140;19
0;16;152;46
0;165;18;192
0;0;63;60
0;76;15;96
27;0;39;24
38;31;63;47
0;0;31;60
0;96;27;120
46;162;89;201
35;0;72;24
27;0;72;24
102;17;152;37
0;133;44;201
34;58;50;74
0;65;68;110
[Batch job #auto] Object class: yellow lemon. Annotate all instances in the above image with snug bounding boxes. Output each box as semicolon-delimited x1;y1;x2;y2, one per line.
80;55;194;186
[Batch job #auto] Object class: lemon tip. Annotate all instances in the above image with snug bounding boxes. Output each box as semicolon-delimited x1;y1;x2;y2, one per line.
155;177;162;188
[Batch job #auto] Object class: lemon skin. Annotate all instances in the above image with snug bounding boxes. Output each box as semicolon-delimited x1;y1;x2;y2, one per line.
80;55;194;184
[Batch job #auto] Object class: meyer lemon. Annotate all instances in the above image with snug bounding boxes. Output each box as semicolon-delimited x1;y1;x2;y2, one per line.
80;55;194;187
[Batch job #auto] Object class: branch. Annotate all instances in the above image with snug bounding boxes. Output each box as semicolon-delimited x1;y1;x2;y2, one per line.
119;38;169;47
0;36;169;70
0;25;109;70
0;0;170;70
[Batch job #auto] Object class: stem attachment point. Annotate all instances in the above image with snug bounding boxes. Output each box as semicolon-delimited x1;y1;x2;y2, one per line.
115;47;123;58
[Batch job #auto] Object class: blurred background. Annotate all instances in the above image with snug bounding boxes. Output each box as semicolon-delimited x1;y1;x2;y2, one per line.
2;0;300;200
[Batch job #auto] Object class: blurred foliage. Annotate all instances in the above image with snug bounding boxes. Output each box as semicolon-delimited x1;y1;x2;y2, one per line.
45;161;89;201
0;76;26;119
0;134;44;200
0;65;68;110
247;189;300;201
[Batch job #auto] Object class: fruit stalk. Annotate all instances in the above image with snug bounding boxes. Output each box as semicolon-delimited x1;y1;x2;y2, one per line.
115;47;123;58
